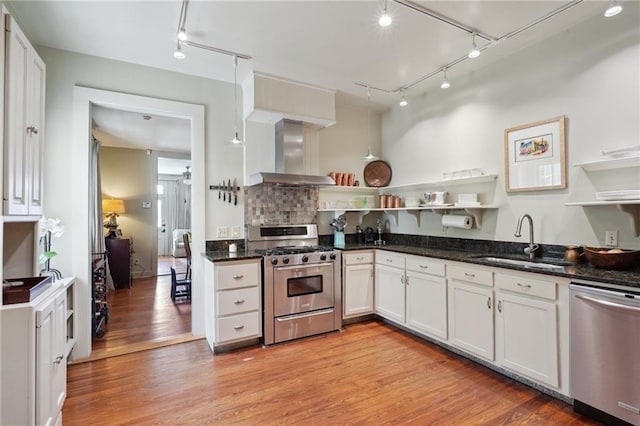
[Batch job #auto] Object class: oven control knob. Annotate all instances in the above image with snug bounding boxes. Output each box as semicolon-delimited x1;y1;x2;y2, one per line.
283;257;290;264
270;258;278;266
302;255;309;263
329;253;337;260
320;254;327;261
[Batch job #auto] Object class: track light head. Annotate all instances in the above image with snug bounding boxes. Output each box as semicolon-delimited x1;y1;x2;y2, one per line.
604;0;623;17
379;0;392;27
177;28;188;41
468;34;480;59
230;132;242;145
399;96;408;107
174;41;185;59
441;69;450;89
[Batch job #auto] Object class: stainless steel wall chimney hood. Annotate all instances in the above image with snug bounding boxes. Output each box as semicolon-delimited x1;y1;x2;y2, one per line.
249;119;335;186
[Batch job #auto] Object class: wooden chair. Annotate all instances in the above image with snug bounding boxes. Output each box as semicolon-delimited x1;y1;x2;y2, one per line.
183;233;192;280
170;267;191;302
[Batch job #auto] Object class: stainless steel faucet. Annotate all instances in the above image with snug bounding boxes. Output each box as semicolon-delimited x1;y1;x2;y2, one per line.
514;214;539;260
375;218;386;246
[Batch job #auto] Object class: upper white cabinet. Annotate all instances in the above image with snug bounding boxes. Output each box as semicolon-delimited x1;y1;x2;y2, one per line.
4;14;45;217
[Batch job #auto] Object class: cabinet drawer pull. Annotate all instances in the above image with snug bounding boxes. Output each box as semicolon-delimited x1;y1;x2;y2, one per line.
464;272;476;278
497;300;502;312
27;125;39;135
487;297;492;309
233;325;245;330
517;283;532;289
53;355;64;364
232;274;244;280
233;299;245;304
356;256;364;261
386;258;393;263
419;265;429;269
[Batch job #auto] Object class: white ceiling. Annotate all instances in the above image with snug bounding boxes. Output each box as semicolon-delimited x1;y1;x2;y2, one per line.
158;157;191;176
5;1;617;152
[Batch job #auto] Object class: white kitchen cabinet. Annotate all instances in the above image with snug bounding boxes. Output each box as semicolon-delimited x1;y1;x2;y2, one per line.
343;251;374;319
495;272;559;387
3;14;45;217
405;255;447;340
374;251;405;323
204;258;262;352
1;278;73;426
448;264;494;361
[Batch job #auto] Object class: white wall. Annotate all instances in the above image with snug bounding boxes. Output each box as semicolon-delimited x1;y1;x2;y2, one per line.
38;46;243;273
381;8;640;249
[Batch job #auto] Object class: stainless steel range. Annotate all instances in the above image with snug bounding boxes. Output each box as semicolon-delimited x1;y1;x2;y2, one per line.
246;224;342;345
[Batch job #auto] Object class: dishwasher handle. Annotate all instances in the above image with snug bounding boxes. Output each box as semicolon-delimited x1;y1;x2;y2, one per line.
575;294;640;313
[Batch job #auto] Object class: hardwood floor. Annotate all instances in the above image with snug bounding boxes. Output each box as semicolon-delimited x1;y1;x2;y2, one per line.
65;321;599;425
157;255;188;276
87;274;192;359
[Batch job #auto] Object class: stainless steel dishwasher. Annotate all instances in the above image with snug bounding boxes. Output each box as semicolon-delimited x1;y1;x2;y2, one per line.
570;283;640;426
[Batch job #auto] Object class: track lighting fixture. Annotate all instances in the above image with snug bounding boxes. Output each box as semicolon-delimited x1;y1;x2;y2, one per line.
177;27;188;41
173;41;185;59
440;69;450;89
230;55;243;145
399;95;408;107
362;88;378;161
468;33;480;58
604;0;623;17
379;0;392;27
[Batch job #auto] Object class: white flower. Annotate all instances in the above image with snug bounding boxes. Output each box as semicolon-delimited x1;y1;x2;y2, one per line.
40;217;65;238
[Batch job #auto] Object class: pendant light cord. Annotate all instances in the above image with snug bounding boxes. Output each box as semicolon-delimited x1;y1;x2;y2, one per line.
233;55;238;137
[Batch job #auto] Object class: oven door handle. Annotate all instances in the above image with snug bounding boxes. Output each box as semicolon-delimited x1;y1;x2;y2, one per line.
575;294;640;313
273;263;333;272
275;309;334;321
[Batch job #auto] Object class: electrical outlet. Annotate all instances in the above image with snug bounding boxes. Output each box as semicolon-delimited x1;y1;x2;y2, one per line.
217;226;229;238
605;230;618;247
231;226;241;238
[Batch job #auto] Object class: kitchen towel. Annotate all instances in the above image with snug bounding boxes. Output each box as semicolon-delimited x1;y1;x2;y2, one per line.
442;214;473;229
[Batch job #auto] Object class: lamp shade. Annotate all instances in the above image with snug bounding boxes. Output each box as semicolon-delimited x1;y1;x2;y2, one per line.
102;199;125;215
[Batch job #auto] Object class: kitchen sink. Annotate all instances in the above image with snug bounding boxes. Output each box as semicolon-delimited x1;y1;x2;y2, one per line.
472;256;567;271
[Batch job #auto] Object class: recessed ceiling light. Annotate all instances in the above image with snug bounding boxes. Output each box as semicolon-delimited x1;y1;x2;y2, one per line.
379;0;392;27
604;0;623;17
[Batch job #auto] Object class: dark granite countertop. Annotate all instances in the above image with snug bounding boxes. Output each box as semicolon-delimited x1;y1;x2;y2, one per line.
202;250;263;263
339;243;640;290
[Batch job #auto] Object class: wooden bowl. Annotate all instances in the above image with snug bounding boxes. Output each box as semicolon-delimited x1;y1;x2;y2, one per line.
583;246;639;270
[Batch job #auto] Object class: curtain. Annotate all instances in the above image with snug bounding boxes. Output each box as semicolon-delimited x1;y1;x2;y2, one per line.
90;138;104;254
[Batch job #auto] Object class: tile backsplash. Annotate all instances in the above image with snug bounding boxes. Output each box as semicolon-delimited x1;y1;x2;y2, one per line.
245;185;318;225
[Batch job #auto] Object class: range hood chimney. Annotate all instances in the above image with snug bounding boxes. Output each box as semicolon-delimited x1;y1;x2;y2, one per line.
249;119;335;186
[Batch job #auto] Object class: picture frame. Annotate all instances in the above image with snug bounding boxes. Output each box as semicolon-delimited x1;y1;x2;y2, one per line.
504;115;566;193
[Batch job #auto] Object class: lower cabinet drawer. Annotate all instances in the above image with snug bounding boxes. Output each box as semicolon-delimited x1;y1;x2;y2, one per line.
217;287;260;316
495;273;557;300
406;256;445;277
344;251;374;265
216;311;260;342
216;261;260;290
449;264;493;287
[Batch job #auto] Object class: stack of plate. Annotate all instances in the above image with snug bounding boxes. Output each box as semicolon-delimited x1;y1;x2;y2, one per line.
455;194;481;207
595;190;640;201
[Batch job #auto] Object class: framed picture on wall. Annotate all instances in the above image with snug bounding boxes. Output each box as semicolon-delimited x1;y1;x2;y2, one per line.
504;115;567;192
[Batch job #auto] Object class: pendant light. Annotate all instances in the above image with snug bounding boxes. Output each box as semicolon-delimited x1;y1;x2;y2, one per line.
173;41;185;59
177;27;188;41
230;55;242;145
468;33;480;59
399;89;408;107
379;0;392;27
604;0;623;17
440;68;451;89
362;88;378;161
